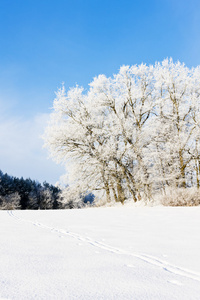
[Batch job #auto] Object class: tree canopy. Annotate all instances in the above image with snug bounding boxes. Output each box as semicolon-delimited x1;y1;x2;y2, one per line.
0;171;61;209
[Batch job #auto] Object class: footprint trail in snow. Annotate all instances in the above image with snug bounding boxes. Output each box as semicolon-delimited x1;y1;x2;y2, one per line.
8;210;200;283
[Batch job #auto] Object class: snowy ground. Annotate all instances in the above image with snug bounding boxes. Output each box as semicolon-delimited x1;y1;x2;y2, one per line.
0;206;200;299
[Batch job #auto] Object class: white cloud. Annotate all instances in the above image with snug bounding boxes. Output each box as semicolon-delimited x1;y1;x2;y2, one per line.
0;112;65;184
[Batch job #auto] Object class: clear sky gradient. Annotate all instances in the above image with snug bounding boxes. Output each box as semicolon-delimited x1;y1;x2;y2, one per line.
0;0;200;184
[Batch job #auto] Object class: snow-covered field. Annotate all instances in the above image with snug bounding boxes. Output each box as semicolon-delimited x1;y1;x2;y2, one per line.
0;206;200;300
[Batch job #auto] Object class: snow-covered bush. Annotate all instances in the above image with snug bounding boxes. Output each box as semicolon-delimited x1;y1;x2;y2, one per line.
58;186;87;209
159;188;200;206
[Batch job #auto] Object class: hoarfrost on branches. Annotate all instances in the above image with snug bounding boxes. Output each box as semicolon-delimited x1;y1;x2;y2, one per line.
44;59;200;204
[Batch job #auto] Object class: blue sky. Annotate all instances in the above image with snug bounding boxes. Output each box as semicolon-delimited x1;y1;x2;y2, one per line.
0;0;200;184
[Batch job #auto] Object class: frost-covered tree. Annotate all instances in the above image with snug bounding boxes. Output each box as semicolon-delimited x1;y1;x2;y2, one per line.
44;64;156;203
153;59;200;191
0;192;21;210
44;59;200;204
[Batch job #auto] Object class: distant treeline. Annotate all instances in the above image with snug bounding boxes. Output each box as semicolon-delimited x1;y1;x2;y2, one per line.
0;170;61;210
